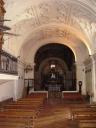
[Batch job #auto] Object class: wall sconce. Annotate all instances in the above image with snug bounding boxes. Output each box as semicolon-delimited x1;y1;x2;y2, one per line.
24;64;33;73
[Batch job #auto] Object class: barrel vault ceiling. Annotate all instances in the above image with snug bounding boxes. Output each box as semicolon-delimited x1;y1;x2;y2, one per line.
3;0;96;62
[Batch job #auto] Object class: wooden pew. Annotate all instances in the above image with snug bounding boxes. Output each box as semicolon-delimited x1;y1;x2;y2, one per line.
17;98;44;104
68;103;94;108
17;96;45;107
28;92;47;99
14;100;43;105
3;103;42;110
0;123;32;128
5;97;45;109
71;104;96;128
72;111;96;119
0;93;46;128
0;98;13;107
18;97;45;101
78;120;96;128
0;110;36;128
71;107;96;112
1;96;45;114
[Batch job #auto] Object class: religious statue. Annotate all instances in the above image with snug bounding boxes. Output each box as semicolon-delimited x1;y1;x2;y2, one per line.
51;72;56;79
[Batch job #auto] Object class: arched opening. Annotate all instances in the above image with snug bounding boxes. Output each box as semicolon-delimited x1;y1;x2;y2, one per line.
34;43;76;92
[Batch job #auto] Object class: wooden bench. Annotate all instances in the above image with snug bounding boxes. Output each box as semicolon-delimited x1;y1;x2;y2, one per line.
0;122;32;128
28;92;47;99
0;111;36;128
72;111;96;119
3;103;42;110
71;107;96;112
19;96;45;101
79;120;96;128
70;103;96;127
17;98;44;104
0;98;13;107
1;96;45;114
0;94;46;128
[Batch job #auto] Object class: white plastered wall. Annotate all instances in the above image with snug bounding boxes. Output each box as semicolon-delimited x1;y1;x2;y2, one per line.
0;60;25;101
0;80;15;101
19;38;89;95
2;0;96;102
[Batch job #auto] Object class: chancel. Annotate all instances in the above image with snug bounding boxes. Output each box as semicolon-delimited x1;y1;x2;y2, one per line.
0;0;96;128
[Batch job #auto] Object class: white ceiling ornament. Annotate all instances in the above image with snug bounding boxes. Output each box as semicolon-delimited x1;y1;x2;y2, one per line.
3;0;96;56
4;0;96;26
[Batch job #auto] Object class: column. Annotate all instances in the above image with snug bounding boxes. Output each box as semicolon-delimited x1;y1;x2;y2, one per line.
84;56;92;102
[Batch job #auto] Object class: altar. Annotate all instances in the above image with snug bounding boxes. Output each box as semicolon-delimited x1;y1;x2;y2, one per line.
48;91;62;98
42;63;64;98
45;82;62;98
46;84;62;91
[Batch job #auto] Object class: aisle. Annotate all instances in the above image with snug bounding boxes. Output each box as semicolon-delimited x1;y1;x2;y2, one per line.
35;98;80;128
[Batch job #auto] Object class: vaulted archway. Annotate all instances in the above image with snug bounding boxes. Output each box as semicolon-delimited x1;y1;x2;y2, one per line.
34;43;76;92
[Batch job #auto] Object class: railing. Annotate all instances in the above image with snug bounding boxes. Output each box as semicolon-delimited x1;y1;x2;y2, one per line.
0;50;18;75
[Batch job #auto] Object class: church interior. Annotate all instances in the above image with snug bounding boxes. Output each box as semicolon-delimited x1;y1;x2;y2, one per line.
0;0;96;127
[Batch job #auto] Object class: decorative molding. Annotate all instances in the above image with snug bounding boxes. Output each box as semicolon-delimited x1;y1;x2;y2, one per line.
84;56;92;66
3;0;96;56
92;53;96;61
4;0;96;27
24;64;33;73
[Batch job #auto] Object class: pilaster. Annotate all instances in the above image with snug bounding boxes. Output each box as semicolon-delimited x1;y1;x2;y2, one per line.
84;54;96;103
91;53;96;102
